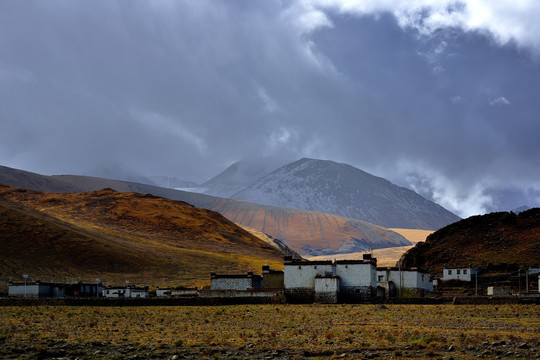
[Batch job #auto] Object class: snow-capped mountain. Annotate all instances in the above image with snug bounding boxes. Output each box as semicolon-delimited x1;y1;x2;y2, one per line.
232;158;460;229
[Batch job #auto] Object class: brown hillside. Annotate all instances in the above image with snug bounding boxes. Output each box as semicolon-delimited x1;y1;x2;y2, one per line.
0;185;285;287
400;209;540;274
208;198;410;255
0;166;411;256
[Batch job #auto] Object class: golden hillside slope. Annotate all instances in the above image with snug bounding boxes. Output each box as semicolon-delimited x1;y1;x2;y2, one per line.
308;228;433;266
0;185;284;287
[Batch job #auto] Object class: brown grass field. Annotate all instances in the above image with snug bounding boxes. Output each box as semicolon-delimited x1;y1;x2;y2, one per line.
1;304;538;359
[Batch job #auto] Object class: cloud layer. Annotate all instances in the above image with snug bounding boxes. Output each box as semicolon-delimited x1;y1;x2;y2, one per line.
0;0;539;217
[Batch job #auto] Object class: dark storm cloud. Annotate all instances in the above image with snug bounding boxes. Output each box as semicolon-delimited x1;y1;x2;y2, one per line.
0;0;539;216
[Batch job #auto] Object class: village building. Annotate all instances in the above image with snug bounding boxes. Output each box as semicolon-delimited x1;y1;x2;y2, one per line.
103;285;149;298
377;267;433;297
442;267;478;282
487;286;511;296
8;281;65;298
210;272;262;291
284;254;377;303
261;265;284;289
335;257;378;301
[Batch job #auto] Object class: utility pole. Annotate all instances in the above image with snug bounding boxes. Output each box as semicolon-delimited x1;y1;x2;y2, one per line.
398;260;402;297
526;269;529;293
23;274;28;298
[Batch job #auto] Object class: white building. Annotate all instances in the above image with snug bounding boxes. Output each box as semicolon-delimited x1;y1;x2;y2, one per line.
377;267;433;296
103;285;149;298
442;267;478;282
335;257;377;300
8;281;65;298
210;272;262;291
284;254;377;303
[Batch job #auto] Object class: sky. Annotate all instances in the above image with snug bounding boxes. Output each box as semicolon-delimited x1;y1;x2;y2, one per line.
1;0;539;217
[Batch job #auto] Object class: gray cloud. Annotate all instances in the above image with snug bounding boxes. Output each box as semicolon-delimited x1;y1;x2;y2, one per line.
0;0;539;217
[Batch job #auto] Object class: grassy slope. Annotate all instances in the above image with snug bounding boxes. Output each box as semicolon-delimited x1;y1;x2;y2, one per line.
0;185;284;287
400;209;540;274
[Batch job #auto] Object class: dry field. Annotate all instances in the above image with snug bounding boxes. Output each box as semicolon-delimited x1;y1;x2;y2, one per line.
309;229;433;266
1;304;539;359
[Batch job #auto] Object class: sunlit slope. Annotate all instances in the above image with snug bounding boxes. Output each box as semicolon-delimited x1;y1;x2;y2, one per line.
0;185;285;287
209;198;411;255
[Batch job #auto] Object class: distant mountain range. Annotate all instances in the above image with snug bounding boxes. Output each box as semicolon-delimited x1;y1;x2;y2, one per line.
0;165;411;256
400;209;540;274
215;158;460;229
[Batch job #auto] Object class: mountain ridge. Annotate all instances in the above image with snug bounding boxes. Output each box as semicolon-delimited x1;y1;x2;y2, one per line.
0;165;412;256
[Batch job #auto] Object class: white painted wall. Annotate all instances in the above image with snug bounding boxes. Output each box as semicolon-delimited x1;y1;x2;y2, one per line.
442;268;477;282
314;277;340;293
8;284;49;297
284;263;333;289
336;263;376;288
377;269;433;292
211;277;253;291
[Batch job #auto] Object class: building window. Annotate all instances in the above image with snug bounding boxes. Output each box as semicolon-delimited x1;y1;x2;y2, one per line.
463;269;467;275
378;275;384;281
421;275;425;281
448;270;452;275
457;270;461;275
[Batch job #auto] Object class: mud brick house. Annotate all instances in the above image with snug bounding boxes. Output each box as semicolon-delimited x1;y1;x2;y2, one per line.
210;272;263;291
261;265;284;289
377;267;433;297
284;254;377;303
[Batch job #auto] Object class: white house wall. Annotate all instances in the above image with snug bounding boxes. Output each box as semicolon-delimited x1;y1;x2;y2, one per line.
284;264;333;289
211;278;253;291
336;263;375;288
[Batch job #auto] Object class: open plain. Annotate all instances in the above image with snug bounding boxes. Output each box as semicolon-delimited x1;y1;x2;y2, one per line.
1;304;539;359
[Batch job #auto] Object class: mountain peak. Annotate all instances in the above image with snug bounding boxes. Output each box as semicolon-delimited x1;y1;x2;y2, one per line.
232;158;460;229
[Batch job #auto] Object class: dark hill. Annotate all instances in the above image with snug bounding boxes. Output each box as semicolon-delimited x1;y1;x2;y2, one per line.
400;209;540;274
0;185;285;287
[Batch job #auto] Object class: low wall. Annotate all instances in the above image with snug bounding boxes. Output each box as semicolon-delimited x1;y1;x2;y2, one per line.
0;293;285;306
